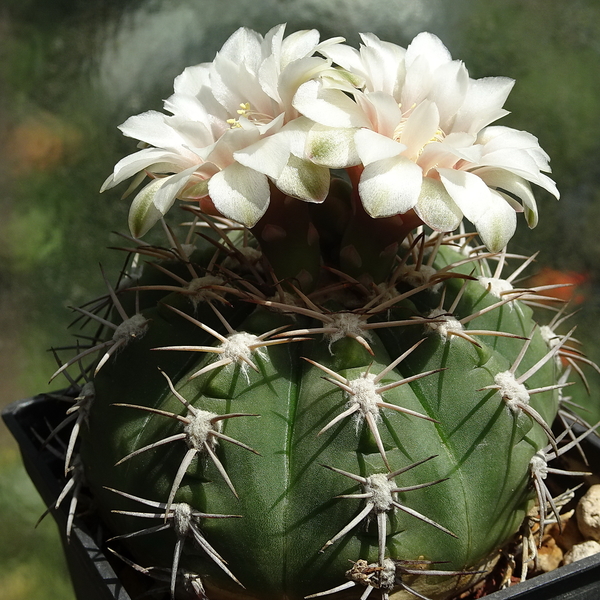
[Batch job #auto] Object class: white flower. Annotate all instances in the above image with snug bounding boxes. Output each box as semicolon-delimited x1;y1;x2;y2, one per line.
295;32;559;252
102;25;343;236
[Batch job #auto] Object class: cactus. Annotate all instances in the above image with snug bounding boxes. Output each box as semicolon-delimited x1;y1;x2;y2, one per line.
43;25;599;600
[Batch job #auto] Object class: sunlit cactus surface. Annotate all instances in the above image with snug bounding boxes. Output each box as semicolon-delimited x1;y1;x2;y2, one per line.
42;23;599;600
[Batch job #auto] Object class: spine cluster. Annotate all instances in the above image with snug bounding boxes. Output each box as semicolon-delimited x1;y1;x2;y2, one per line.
41;214;598;600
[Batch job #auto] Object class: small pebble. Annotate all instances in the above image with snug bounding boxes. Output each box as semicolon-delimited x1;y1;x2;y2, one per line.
563;540;600;564
537;537;563;572
576;484;600;542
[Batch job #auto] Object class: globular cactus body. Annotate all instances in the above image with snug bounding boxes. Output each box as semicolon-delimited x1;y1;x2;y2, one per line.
78;238;560;600
41;24;594;600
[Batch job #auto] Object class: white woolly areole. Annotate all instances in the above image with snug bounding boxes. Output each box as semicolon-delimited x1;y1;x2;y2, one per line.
173;502;193;537
530;451;549;479
184;409;220;450
539;325;559;347
186;275;226;306
72;382;95;420
79;381;95;399
379;558;396;590
223;246;262;270
221;332;262;364
399;265;439;289
425;307;463;338
494;370;530;411
373;282;400;305
540;325;564;368
347;374;380;426
112;314;149;344
478;276;513;299
365;473;396;513
328;312;370;346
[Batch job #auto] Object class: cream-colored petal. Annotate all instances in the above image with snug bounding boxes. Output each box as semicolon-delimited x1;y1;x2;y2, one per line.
355;129;405;166
128;167;195;237
359;156;422;218
208;163;270;227
438;168;516;251
306;125;360;168
275;155;330;202
414;178;463;232
293;80;371;128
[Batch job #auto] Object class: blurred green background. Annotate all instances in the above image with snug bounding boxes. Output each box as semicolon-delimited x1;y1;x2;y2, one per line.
1;1;599;598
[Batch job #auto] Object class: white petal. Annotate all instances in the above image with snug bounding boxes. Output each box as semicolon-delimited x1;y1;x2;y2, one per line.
476;167;538;228
414;178;463;232
357;91;402;138
357;36;405;96
205;127;260;168
218;27;263;73
438;168;493;223
118;111;185;150
473;191;517;252
234;134;291;179
405;33;452;71
355;129;405;166
438;168;516;251
173;64;211;96
400;100;440;158
275;155;330;202
280;29;321;66
101;148;188;191
208;163;269;227
128;167;194;238
359;156;423;218
305;124;360;168
451;77;514;134
318;42;362;75
293;80;371;128
429;61;469;130
279;56;332;107
128;178;169;238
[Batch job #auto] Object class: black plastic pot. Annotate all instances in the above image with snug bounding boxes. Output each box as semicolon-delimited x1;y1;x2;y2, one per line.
4;394;600;600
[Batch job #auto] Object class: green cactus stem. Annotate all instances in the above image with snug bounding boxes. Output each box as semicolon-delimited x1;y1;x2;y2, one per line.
38;213;596;600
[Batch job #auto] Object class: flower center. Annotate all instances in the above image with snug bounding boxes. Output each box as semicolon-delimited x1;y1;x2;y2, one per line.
226;102;272;128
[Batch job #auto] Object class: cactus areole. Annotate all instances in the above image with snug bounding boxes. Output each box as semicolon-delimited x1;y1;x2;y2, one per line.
45;25;598;600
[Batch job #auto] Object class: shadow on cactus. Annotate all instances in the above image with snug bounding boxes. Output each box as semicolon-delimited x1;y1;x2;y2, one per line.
41;25;600;600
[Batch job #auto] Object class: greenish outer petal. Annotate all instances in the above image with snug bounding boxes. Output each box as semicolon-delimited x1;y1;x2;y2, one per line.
81;245;559;600
275;155;330;202
128;167;197;237
359;156;423;218
414;177;463;232
208;163;270;227
305;125;360;168
128;177;171;238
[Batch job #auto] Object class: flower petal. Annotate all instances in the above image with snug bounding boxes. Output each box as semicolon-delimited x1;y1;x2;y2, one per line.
118;111;186;150
473;191;517;252
293;80;371;128
128;167;195;237
438;168;516;251
355;128;405;166
359;156;423;218
414;177;463;232
208;163;269;227
275;155;330;202
476;167;538;228
234;133;291;179
305;124;360;168
399;100;440;159
451;77;514;135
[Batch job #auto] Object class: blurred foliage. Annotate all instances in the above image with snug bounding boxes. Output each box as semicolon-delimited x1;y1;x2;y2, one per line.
0;447;74;600
1;0;600;597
